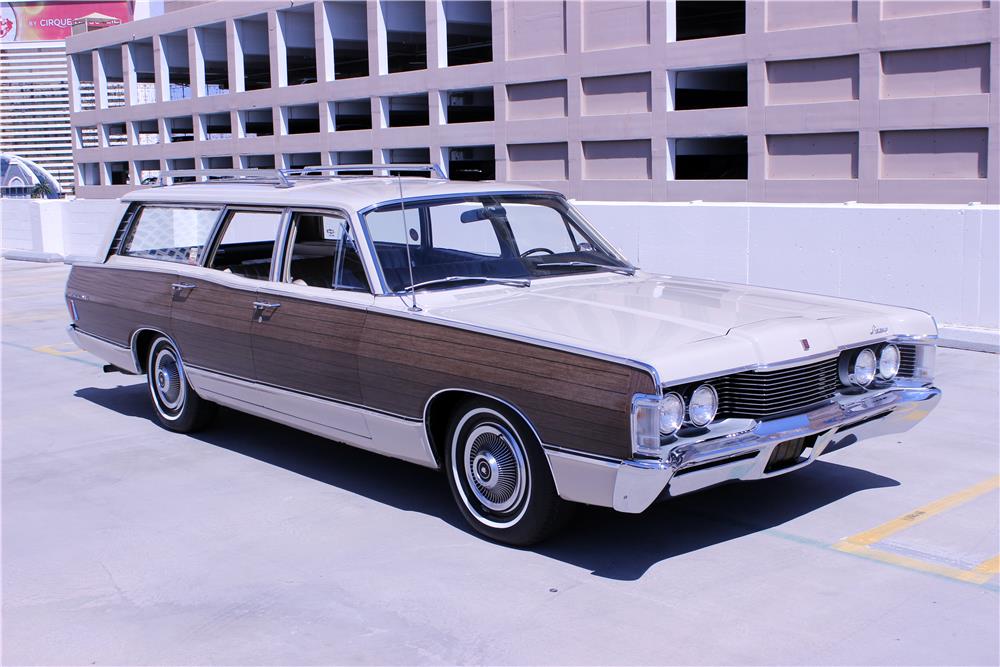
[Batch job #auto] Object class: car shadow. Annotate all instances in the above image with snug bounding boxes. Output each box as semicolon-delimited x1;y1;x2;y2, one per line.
76;383;900;581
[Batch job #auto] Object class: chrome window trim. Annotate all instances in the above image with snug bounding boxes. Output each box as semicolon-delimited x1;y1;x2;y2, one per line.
355;190;564;216
356;190;616;297
201;205;287;275
279;206;375;295
118;202;226;266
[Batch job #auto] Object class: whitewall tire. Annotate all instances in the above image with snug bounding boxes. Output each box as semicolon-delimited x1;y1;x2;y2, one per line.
445;398;572;545
146;336;216;432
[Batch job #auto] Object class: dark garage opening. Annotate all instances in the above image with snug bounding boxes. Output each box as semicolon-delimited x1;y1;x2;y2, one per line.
674;136;748;179
674;65;747;110
386;147;432;177
445;0;492;66
676;1;745;41
107;161;129;185
241;109;274;137
333;99;372;131
385;94;429;127
283;104;321;134
327;1;369;79
448;145;495;181
238;14;271;90
383;1;427;73
444;87;494;123
280;4;317;85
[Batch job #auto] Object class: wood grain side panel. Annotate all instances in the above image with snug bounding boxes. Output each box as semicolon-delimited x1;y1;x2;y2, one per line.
359;313;656;459
66;265;175;346
170;278;256;378
252;295;367;405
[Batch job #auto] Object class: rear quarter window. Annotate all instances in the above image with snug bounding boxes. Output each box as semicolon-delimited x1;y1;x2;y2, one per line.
122;205;221;264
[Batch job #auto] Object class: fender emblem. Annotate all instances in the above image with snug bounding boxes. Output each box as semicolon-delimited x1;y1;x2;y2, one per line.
871;324;888;335
800;339;810;351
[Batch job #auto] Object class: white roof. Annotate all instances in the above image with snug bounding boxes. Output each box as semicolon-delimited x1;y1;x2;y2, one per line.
123;178;558;211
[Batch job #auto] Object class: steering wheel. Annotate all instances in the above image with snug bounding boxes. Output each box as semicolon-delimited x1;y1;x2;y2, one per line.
520;247;555;258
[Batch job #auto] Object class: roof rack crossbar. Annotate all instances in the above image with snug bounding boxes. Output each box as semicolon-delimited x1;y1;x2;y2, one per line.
151;163;448;188
279;163;447;180
155;168;289;187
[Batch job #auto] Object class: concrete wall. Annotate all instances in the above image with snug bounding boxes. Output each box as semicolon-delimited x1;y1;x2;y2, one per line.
64;0;1000;204
2;197;996;350
0;198;124;262
577;201;1000;350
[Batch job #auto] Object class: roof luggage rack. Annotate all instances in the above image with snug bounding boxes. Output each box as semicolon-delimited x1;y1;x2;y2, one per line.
156;163;447;188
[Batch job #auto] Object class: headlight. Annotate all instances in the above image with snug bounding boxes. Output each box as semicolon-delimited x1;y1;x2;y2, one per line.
659;392;685;435
878;344;900;380
850;348;877;386
687;384;718;426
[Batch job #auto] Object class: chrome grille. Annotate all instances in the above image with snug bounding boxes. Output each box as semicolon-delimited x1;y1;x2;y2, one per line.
714;357;841;419
898;344;917;378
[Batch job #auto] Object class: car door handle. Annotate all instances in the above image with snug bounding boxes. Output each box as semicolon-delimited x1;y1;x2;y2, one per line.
171;282;197;291
252;301;281;310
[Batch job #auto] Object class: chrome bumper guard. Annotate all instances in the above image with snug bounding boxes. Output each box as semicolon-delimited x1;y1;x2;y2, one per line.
545;384;941;514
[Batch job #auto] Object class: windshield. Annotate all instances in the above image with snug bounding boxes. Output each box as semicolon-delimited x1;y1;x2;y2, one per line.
360;194;633;293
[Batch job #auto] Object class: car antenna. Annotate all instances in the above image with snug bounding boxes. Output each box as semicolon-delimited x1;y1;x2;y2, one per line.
397;172;421;312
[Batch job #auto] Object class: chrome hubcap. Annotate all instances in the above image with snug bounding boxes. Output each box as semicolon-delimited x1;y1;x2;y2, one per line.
464;423;526;513
152;348;184;411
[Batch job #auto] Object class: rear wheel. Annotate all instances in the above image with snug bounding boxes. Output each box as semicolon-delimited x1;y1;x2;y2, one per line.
146;336;215;432
445;398;572;545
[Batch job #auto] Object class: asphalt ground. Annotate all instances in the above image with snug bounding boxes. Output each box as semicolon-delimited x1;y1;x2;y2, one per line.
2;259;999;666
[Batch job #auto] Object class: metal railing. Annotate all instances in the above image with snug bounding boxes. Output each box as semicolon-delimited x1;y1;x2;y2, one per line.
155;163;447;188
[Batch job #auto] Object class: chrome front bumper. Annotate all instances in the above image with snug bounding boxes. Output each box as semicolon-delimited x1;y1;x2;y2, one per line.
545;384;941;514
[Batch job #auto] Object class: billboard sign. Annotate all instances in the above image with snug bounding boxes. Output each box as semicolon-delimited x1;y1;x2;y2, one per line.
0;1;132;42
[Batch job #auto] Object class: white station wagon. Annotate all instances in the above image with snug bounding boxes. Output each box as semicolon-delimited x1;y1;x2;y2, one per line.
66;165;942;544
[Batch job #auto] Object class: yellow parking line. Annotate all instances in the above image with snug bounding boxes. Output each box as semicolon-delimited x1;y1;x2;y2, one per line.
842;476;1000;547
830;476;1000;586
973;555;1000;576
33;344;84;357
834;540;995;585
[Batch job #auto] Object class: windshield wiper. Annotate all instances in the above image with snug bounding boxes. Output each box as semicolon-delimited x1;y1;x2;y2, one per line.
535;261;636;276
401;276;531;293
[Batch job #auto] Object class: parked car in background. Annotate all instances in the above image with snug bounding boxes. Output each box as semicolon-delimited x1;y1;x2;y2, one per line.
66;166;942;544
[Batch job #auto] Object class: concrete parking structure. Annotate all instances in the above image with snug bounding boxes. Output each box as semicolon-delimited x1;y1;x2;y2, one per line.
2;259;998;665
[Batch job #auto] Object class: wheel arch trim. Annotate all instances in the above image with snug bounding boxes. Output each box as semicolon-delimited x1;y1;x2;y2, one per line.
129;327;178;373
422;388;551;471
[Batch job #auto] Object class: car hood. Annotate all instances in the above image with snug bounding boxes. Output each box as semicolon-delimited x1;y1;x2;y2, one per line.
418;272;937;384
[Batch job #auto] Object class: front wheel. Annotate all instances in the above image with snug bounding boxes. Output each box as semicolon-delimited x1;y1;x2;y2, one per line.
445;398;573;545
146;336;216;432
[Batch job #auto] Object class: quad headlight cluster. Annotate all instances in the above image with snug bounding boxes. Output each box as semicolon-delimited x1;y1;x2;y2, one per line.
632;383;719;455
840;343;900;387
659;384;719;434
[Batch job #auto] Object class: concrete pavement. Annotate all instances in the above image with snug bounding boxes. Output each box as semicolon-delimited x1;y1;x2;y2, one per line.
2;259;998;665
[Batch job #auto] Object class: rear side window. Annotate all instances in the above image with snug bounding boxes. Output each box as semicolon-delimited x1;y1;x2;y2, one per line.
122;206;220;264
207;209;283;280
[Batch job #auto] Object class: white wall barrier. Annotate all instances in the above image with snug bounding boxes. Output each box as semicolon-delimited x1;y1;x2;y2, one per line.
2;197;997;350
577;201;999;351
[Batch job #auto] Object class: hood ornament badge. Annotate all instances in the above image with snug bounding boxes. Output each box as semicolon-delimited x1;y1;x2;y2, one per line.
800;339;811;351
